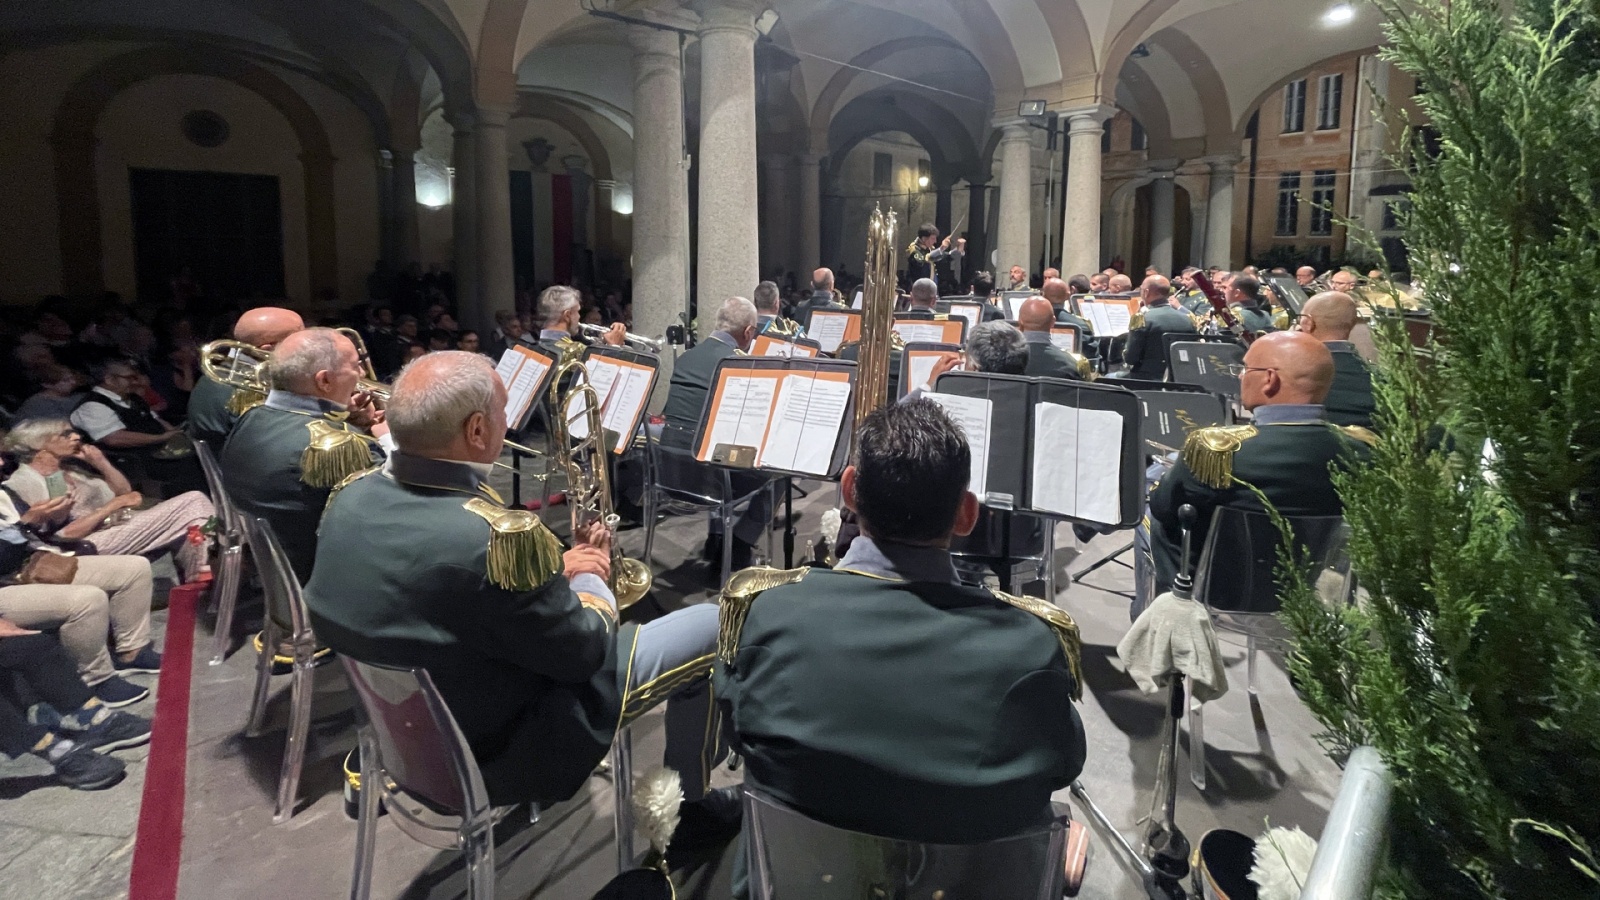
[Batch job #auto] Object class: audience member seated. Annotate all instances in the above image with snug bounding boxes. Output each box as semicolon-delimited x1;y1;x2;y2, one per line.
1296;291;1377;429
304;351;736;836
455;330;490;358
714;400;1086;892
5;421;214;582
1122;275;1197;381
14;366;86;422
188;306;304;448
660;297;770;570
19;306;92;371
0;489;161;707
1138;331;1374;615
0;623;152;790
69;358;199;493
1017;298;1090;380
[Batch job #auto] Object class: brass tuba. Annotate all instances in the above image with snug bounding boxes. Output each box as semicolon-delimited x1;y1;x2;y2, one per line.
854;203;900;444
549;354;653;609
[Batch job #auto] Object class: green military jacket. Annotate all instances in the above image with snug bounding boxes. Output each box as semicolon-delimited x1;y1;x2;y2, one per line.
714;544;1086;845
661;333;741;449
1125;304;1199;381
186;373;251;448
305;452;628;807
221;392;381;583
1177;289;1211;316
1054;307;1095;337
1232;303;1276;334
1147;408;1374;592
1324;343;1377;429
1022;333;1089;380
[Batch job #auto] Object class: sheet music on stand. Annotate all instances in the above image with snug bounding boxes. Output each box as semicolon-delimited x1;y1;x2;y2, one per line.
562;345;660;453
892;316;966;346
751;333;822;358
692;356;858;479
494;342;558;431
807;309;862;355
1167;340;1246;399
928;372;1143;526
1000;291;1036;319
850;290;864;310
946;301;983;336
1079;296;1140;337
1049;324;1082;353
898;341;963;398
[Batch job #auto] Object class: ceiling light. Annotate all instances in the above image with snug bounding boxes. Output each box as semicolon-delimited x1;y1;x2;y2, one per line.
1322;4;1355;25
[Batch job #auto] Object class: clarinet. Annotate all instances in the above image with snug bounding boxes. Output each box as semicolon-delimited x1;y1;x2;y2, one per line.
1190;271;1258;345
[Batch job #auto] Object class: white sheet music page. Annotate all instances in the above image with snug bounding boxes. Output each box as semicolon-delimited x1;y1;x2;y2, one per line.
758;375;850;475
810;313;850;353
564;359;620;441
1049;331;1078;352
893;322;946;344
701;375;776;459
601;364;653;451
949;304;980;334
761;339;797;358
1031;402;1123;524
502;354;549;426
926;392;991;499
907;353;942;394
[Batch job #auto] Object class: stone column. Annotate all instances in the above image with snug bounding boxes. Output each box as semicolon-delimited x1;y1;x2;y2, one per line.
391;148;422;268
1203;155;1240;269
1061;104;1114;276
695;0;762;308
472;106;514;333
1147;162;1178;276
449;113;479;320
994;120;1033;277
630;20;692;394
797;152;822;274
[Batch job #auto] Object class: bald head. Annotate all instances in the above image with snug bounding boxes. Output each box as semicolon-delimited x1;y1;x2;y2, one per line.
234;307;303;349
1240;331;1335;410
1299;291;1359;341
812;268;835;292
1296;266;1317;286
1017;297;1056;332
1140;275;1171;307
1040;278;1070;308
388;350;504;462
1109;274;1133;293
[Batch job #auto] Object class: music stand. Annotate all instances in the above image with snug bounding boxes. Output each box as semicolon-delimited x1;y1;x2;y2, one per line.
999;291;1036;319
1050;324;1083;354
1167;341;1245;400
751;333;823;358
570;345;662;455
806;309;862;355
898;342;963;398
892;316;967;346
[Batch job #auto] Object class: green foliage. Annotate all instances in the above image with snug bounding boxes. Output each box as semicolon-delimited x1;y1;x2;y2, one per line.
1277;0;1600;896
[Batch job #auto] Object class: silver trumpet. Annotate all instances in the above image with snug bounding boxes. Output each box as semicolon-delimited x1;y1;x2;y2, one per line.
579;323;662;353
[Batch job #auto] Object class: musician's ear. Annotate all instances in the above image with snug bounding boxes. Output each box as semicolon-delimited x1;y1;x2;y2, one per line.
952;490;980;538
840;466;860;514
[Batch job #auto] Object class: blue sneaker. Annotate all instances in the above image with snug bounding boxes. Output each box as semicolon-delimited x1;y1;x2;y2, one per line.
113;645;163;674
26;703;63;730
93;676;150;709
73;711;152;753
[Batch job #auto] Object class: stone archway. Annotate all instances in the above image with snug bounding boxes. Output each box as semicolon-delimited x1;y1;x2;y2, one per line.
52;45;338;299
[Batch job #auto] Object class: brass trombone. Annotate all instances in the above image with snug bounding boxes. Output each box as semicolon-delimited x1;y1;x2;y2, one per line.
578;323;663;353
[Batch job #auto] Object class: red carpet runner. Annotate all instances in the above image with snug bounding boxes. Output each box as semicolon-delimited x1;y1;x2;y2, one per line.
128;581;202;900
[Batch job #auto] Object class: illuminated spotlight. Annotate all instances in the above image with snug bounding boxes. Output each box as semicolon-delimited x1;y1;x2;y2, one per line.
917;175;930;188
1322;4;1356;25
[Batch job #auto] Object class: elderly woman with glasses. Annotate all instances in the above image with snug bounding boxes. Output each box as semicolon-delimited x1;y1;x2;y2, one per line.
3;420;214;581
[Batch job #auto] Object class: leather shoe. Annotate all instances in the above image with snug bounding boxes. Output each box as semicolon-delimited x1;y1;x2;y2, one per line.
666;785;742;867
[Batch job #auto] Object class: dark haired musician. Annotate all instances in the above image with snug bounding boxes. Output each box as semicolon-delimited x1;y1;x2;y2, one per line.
1227;275;1277;333
715;399;1087;895
1136;331;1374;616
753;280;800;335
905;222;963;287
188;306;303;447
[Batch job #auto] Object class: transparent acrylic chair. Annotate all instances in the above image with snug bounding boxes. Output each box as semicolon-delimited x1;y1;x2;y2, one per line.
1186;508;1353;790
342;659;504;900
642;426;773;588
950;510;1055;598
193;440;248;665
239;516;322;823
744;788;1070;900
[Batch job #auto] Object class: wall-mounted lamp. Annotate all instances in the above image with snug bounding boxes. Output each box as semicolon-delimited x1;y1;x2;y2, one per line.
1018;99;1047;118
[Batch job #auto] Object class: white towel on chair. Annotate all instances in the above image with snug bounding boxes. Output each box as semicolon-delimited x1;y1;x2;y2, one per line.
1116;591;1230;702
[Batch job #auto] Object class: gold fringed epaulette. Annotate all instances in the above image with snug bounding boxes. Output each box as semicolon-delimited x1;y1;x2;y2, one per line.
1339;424;1380;447
463;498;565;591
1180;424;1259;489
1076;353;1093;380
1129;312;1146;331
716;566;808;664
226;386;266;416
300;421;372;489
989;590;1085;702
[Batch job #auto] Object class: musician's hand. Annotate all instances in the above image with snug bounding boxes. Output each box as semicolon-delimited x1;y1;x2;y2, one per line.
939;236;952;250
603;324;627;347
20;495;73;526
0;619;40;639
574;521;613;555
370;420;390;440
563;545;612;582
929;352;964;384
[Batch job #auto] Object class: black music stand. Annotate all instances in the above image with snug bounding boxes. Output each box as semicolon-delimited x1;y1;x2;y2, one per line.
1167;341;1245;400
897;341;963;398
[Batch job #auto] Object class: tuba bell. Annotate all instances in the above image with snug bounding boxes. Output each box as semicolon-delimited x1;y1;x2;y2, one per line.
549;353;653;609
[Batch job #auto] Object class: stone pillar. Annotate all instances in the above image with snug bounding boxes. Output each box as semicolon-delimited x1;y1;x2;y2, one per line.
761;154;792;277
695;0;762;308
449;114;479;320
1148;162;1178;276
1061;105;1114;276
630;20;692;395
797;152;822;274
391;148;422;268
472;106;514;333
994;120;1033;277
1203;155;1240;269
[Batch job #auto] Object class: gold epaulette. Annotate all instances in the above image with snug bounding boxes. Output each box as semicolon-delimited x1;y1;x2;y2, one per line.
1075;353;1094;380
300;420;373;489
989;590;1084;701
555;336;586;369
226;386;266;416
1273;309;1291;330
716;566;808;664
463;498;565;591
323;465;379;516
1180;424;1260;489
1129;312;1146;331
1340;424;1380;446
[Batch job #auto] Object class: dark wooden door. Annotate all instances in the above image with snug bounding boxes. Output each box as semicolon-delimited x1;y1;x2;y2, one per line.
129;168;285;304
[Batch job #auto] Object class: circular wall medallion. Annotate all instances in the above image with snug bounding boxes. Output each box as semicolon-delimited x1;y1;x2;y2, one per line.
182;110;230;148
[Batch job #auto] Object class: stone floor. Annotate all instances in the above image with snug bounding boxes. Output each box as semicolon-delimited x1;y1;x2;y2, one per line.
0;475;1348;900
